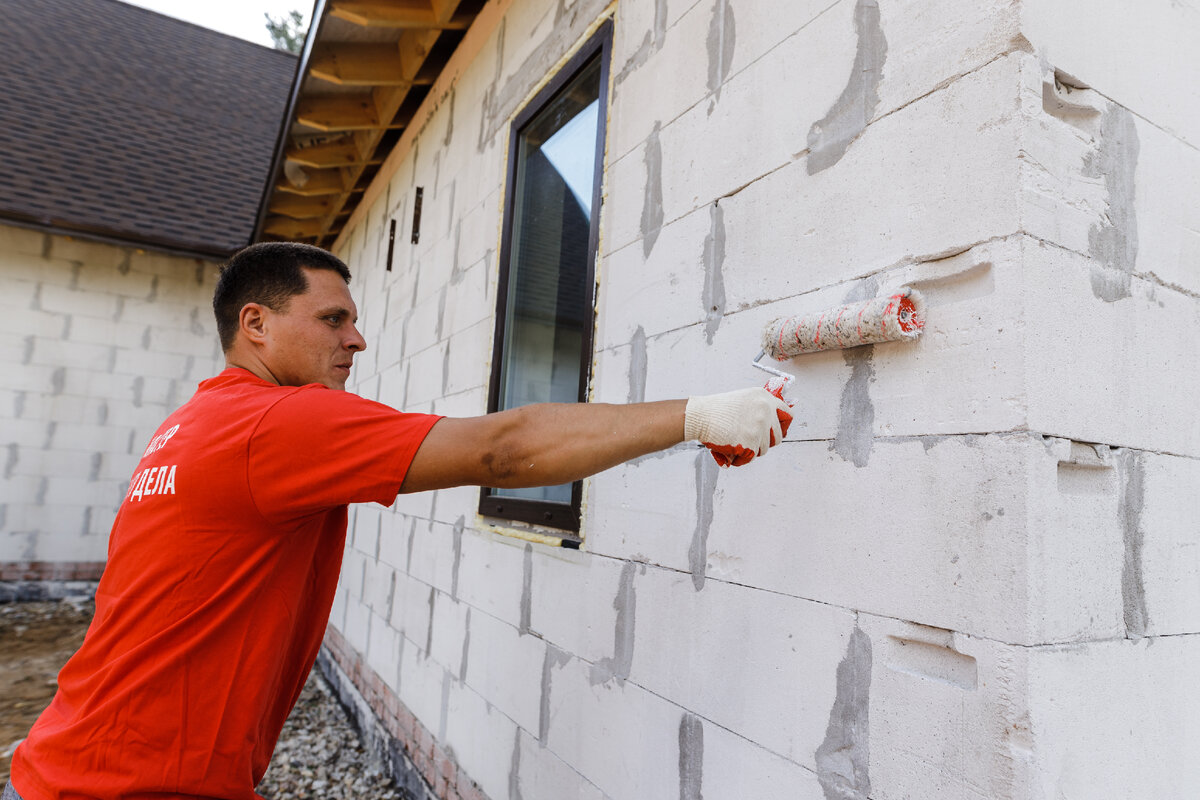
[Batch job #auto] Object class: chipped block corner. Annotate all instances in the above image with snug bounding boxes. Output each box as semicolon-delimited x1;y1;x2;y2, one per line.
323;0;1200;797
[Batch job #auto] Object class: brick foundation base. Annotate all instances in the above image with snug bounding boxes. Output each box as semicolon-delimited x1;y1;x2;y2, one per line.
0;562;104;602
320;625;489;800
0;561;105;581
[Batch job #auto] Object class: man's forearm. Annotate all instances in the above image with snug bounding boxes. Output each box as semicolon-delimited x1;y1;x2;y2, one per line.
399;399;687;493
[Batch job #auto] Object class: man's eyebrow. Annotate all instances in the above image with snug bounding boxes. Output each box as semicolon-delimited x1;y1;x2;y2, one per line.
316;306;357;322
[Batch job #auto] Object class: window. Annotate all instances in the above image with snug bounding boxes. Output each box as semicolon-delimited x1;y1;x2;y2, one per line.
480;22;612;539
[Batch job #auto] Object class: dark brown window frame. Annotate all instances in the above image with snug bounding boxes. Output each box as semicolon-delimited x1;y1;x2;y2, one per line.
478;20;613;543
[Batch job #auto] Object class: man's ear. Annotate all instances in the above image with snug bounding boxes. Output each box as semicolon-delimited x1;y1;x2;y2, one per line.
239;303;270;345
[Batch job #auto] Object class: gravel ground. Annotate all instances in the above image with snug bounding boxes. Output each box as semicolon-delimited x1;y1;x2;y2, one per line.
258;668;402;799
0;599;401;798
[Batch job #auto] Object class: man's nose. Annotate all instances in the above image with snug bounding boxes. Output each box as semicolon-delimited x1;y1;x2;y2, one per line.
346;325;367;352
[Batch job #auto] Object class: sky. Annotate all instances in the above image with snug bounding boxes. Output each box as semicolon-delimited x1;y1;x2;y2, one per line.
120;0;315;48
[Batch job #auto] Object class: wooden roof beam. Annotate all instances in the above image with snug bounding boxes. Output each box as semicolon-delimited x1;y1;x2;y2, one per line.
269;196;339;219
285;136;378;168
310;43;432;86
263;216;327;239
295;96;402;131
276;168;349;196
329;0;469;29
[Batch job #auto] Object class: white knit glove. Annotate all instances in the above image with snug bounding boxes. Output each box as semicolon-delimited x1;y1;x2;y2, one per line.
684;387;793;466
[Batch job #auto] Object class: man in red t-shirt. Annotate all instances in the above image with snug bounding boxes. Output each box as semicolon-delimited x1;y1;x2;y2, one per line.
8;243;791;800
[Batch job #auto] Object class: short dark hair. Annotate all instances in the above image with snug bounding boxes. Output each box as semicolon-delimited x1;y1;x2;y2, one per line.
213;242;352;351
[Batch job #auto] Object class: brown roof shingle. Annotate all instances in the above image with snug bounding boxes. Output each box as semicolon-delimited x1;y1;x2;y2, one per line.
0;0;298;257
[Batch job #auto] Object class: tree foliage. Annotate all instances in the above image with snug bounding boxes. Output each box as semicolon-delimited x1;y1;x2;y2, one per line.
265;10;307;54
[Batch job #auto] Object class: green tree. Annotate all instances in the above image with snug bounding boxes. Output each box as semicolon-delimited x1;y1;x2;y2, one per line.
265;10;307;54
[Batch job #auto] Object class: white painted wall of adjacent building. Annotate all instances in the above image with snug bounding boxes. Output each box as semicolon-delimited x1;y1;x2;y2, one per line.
0;223;222;567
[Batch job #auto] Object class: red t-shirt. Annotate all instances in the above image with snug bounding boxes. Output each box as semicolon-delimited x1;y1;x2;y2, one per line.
13;368;440;799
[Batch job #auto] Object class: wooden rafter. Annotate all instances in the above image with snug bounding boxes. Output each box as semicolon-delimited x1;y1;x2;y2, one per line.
263;216;326;239
270;196;338;219
296;96;391;131
329;0;469;29
276;169;348;196
310;44;423;86
286;139;372;168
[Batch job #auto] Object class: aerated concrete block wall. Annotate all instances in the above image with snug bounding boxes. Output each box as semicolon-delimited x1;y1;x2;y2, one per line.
0;224;222;585
327;0;1200;797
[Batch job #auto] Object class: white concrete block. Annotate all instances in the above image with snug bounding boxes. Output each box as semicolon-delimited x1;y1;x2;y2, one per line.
443;679;519;800
342;548;368;601
42;476;119;507
37;284;120;319
65;316;149;350
378;509;411;571
514;728;605;800
73;264;156;298
441;257;492;340
455;530;528;630
528;548;626;664
594;205;712;351
402;340;448;407
1021;0;1200;148
1022;239;1200;458
396;629;448;738
0;305;68;339
542;655;683;800
584;446;706;574
1027;634;1200;798
1133;451;1200;637
364;560;396;620
28;337;114;371
862;614;1030;800
149;327;217;358
1131;112;1200;297
391;570;436;651
365;611;403;687
719;54;1024;309
0;223;47;257
628;564;856;766
701;714;825;800
48;237;129;269
342;596;373;656
461;606;544;734
597;432;1126;645
31;528;107;562
0;272;41;307
111;349;191;379
0;364;63;394
443;319;492;396
407;519;458;595
428;593;471;679
48;422;135;454
4;420;53;449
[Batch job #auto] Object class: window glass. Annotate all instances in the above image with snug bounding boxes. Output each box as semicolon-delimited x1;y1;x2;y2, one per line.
492;56;603;505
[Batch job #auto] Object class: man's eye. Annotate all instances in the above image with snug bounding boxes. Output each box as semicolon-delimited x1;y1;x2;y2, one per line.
325;316;341;325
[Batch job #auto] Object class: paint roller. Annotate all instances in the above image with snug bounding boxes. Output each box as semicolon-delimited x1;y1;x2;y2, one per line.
744;287;926;440
701;288;926;466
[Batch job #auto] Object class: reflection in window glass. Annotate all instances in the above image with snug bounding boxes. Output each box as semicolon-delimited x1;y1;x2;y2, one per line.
494;56;602;504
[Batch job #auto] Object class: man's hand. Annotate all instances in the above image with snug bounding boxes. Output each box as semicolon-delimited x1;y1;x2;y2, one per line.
685;387;793;467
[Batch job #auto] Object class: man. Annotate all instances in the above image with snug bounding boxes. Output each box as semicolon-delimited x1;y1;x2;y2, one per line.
7;242;791;799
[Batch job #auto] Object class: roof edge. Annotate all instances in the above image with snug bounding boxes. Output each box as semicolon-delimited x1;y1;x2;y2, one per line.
0;213;231;263
250;0;329;247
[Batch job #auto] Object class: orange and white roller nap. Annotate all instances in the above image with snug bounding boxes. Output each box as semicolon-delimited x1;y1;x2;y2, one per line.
760;287;926;360
742;287;927;454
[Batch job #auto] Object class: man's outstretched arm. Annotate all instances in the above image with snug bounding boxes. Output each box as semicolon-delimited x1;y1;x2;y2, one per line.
399;388;790;493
